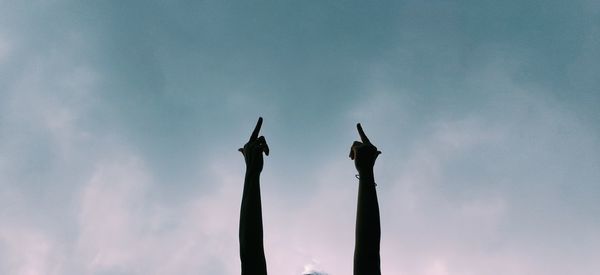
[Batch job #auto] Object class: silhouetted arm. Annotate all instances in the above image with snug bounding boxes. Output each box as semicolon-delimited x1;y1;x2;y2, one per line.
239;117;269;275
350;123;382;275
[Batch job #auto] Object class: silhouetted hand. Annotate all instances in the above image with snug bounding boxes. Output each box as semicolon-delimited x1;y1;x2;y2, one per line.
349;123;381;175
239;117;270;173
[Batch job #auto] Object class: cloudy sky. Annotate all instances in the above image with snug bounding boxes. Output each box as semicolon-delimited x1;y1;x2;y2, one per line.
1;0;599;274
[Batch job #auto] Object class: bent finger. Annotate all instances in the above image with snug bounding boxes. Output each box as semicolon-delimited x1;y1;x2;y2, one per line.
349;141;362;159
258;136;270;156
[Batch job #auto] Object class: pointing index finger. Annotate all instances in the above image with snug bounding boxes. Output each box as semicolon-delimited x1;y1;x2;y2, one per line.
356;123;371;144
249;117;263;142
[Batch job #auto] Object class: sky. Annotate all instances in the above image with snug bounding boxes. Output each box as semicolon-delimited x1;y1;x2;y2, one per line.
0;0;599;274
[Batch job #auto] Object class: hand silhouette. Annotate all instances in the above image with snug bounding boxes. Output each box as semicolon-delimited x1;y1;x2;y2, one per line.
239;117;270;173
349;123;381;174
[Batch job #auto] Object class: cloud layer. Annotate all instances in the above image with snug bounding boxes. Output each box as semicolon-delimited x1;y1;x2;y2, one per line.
1;1;599;274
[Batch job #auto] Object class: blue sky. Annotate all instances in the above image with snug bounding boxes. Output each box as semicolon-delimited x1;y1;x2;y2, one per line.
0;1;599;274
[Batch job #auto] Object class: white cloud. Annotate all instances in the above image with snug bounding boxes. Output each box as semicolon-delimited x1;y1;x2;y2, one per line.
0;226;63;275
302;262;328;275
69;154;244;275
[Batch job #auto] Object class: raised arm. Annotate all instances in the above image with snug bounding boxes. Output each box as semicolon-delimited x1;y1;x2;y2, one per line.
238;117;270;275
350;123;382;275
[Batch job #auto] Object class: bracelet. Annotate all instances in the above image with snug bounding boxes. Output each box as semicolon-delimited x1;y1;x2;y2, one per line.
355;174;377;186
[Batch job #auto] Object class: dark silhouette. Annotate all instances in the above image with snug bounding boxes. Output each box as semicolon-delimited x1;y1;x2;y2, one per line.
238;118;382;275
350;123;382;275
238;117;269;275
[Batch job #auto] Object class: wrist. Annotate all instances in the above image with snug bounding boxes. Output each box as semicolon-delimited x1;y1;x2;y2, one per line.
358;169;374;182
245;169;261;178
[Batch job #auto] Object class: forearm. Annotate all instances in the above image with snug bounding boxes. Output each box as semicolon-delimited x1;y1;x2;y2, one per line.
239;170;267;274
238;117;268;275
354;169;381;275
